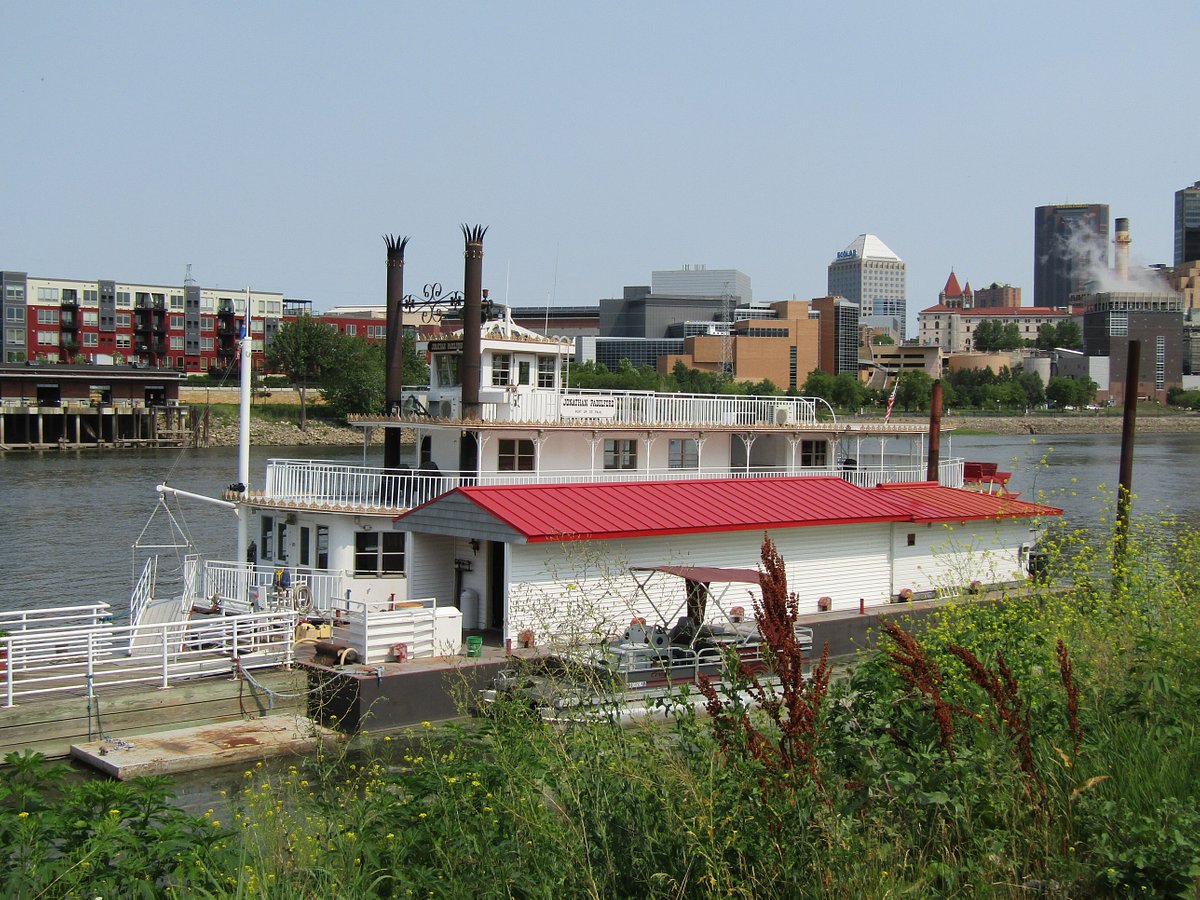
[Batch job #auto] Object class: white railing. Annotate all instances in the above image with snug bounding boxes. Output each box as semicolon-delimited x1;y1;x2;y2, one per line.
2;611;296;708
201;560;346;617
841;458;965;489
128;557;158;627
260;457;966;509
0;604;111;633
474;389;830;428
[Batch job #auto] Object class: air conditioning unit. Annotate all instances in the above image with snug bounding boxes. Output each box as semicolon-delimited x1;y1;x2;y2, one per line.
773;405;794;426
439;399;454;418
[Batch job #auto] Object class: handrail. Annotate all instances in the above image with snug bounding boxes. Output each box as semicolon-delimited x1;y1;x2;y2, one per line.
0;604;111;632
257;457;967;510
1;610;296;707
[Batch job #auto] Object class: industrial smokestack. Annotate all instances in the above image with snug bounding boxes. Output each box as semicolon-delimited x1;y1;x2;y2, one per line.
1115;217;1130;282
383;234;409;469
460;224;487;420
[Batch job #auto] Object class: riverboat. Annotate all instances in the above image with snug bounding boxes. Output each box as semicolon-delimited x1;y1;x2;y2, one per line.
0;239;1061;751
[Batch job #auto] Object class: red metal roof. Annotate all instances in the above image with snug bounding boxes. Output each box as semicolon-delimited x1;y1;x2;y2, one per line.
407;477;1059;543
873;482;1062;522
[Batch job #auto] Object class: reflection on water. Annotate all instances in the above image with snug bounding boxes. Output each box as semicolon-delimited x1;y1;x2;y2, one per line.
1;433;1196;613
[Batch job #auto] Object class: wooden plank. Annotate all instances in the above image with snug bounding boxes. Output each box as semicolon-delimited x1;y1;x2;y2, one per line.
0;669;310;760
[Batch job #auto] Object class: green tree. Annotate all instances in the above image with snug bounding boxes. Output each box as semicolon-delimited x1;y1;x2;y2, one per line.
266;315;338;429
1036;323;1059;350
830;372;865;409
1055;320;1083;350
320;334;386;417
1000;322;1024;350
972;320;997;352
895;370;933;412
1046;375;1097;409
800;369;836;402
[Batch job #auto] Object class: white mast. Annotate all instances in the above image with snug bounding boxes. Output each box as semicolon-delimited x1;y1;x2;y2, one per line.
236;288;252;566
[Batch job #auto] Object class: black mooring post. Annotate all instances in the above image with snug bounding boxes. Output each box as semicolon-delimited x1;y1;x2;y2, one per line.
1114;339;1141;593
926;379;942;483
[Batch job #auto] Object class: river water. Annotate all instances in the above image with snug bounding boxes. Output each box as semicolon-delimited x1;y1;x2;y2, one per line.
0;433;1197;614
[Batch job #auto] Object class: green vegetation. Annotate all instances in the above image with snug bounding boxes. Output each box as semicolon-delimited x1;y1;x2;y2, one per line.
266;315;339;429
4;511;1200;897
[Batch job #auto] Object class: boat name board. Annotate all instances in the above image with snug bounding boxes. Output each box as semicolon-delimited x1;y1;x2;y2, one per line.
560;396;618;419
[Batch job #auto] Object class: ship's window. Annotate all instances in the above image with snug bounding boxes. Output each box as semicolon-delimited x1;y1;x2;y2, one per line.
435;354;460;387
260;516;274;561
537;356;557;388
518;360;531;385
668;438;699;469
355;531;405;576
800;440;828;468
276;523;288;562
491;353;511;386
603;439;637;470
907;533;916;546
498;438;535;471
316;526;329;569
300;526;311;567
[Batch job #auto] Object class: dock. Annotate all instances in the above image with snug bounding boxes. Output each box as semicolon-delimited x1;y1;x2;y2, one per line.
71;715;339;779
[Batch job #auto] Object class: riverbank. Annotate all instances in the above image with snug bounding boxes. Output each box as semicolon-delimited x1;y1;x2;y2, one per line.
197;409;1200;446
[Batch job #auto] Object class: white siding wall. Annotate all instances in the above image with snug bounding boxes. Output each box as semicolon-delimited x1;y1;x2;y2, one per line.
891;520;1036;597
408;533;456;603
504;523;894;644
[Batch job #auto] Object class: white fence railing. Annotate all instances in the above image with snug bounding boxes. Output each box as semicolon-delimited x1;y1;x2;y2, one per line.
260;457;966;510
0;604;111;633
1;610;296;708
474;390;831;428
201;561;346;617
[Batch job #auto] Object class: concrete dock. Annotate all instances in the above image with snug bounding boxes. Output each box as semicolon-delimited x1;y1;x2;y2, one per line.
71;715;339;779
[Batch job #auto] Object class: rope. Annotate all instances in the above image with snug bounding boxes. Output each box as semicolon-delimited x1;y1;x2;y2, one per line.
235;660;322;701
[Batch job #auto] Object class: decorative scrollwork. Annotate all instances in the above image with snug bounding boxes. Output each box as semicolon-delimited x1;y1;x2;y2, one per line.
400;282;492;325
401;283;466;324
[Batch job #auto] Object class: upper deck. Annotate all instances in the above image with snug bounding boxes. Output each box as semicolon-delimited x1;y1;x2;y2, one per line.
351;388;929;435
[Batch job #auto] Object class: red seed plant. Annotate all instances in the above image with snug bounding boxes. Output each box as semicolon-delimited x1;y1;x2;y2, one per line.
1056;638;1082;765
698;536;832;798
882;621;971;758
946;643;1046;800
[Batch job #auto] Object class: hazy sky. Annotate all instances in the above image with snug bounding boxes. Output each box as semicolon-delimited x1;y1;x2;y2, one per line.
3;2;1197;332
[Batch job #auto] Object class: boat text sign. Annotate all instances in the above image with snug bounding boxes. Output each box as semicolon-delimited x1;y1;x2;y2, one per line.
560;396;618;419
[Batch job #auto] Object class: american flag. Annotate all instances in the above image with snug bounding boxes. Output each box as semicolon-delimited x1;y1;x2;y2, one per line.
884;377;899;421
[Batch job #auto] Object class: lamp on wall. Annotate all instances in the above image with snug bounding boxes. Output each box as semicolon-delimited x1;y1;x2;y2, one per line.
469;538;481;556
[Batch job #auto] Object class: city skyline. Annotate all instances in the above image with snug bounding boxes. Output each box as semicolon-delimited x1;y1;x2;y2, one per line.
2;3;1197;335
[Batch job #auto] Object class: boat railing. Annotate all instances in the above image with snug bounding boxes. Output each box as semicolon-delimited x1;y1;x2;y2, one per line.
480;389;832;428
1;611;296;708
259;457;966;509
201;560;346;617
0;603;112;633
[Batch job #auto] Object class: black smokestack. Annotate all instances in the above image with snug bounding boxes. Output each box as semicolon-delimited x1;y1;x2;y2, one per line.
461;224;487;419
384;234;409;469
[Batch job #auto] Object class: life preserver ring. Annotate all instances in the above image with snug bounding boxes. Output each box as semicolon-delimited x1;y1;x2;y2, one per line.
293;583;312;613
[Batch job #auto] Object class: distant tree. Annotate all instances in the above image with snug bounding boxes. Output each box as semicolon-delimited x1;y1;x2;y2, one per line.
972;320;998;352
895;370;933;412
1000;322;1024;350
830;372;865;409
801;369;836;402
872;334;896;346
1055;321;1083;350
1036;323;1059;350
266;315;339;429
1046;375;1098;409
320;335;386;417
